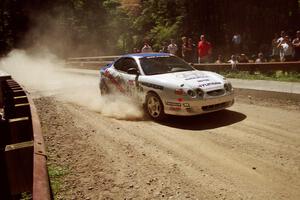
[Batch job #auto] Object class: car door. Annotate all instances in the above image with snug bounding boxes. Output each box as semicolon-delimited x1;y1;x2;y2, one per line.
114;57;140;95
106;57;126;93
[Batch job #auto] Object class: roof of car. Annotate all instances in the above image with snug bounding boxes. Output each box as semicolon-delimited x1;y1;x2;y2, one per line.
123;52;172;58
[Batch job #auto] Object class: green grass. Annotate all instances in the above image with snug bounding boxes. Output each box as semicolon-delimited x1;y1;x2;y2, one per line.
220;71;300;82
19;164;68;200
48;164;68;197
21;192;32;200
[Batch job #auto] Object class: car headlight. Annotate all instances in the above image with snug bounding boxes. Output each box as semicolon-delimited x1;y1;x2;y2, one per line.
196;88;204;98
187;90;196;97
224;83;233;92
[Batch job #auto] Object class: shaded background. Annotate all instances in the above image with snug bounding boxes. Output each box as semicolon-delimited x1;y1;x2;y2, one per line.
0;0;299;58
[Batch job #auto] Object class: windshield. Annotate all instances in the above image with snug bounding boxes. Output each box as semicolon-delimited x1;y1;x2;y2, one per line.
139;56;195;75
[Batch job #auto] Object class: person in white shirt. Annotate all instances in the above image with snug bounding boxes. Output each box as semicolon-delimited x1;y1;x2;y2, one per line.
228;54;238;70
278;35;294;61
228;54;238;64
276;30;286;44
141;40;153;53
232;33;241;53
292;30;300;61
167;39;178;55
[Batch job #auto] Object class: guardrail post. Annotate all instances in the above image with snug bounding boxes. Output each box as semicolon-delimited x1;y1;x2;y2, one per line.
8;117;33;144
5;141;34;195
0;118;10;199
0;71;12;199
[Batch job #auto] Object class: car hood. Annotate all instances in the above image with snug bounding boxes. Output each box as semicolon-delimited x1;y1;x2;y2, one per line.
141;70;225;91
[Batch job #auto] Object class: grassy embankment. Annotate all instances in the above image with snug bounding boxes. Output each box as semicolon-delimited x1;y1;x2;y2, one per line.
48;164;69;199
220;71;300;82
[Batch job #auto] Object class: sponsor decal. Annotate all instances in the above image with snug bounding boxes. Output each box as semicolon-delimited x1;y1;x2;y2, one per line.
166;101;181;107
198;82;222;88
104;70;126;93
169;107;182;111
177;98;184;102
183;103;190;108
140;82;164;90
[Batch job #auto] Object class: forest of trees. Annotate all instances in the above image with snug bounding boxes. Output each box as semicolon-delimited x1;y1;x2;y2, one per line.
0;0;299;58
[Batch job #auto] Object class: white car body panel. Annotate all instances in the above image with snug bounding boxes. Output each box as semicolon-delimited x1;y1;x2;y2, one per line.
100;53;234;116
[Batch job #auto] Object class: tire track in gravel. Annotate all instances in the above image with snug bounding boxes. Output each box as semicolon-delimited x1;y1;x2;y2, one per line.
64;103;214;200
34;96;300;200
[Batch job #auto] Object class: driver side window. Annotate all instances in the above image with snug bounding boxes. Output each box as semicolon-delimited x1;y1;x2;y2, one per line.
114;57;138;73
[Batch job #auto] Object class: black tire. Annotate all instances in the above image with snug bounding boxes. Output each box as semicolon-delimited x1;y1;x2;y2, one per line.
145;92;166;120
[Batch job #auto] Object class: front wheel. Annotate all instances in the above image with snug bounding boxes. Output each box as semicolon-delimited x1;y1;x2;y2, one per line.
145;92;166;120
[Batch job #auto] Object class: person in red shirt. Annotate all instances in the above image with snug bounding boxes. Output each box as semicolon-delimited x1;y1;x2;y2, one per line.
198;35;212;63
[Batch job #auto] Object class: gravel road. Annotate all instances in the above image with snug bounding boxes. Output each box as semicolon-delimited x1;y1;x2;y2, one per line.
2;50;299;200
33;92;300;200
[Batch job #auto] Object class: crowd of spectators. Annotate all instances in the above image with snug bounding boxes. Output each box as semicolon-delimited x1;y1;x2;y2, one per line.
134;29;300;64
226;30;300;63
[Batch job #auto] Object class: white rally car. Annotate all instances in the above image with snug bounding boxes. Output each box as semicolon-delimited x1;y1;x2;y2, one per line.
99;53;234;120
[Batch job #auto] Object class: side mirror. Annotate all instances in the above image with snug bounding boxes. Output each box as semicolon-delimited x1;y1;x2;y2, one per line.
127;68;139;75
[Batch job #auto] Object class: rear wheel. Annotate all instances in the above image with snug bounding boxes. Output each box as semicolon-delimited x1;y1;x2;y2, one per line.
145;92;166;120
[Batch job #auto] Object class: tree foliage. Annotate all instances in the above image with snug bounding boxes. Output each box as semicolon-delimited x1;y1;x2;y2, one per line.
0;0;299;57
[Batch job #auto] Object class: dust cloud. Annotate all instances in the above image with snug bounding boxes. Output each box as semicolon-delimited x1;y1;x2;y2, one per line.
0;49;143;120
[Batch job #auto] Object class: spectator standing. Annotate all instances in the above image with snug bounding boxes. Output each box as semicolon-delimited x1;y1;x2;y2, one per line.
181;37;188;60
167;39;178;55
159;42;168;53
277;30;286;44
271;33;280;61
228;54;238;64
141;39;153;53
198;35;212;63
188;38;197;63
292;30;300;61
232;33;241;54
182;36;193;62
278;35;293;62
228;54;238;70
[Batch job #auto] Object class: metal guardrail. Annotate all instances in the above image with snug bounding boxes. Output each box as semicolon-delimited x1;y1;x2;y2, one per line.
68;55;119;61
0;71;51;199
66;55;300;72
66;55;120;68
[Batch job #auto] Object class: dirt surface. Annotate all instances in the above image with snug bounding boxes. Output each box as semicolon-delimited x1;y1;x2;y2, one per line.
1;50;299;200
33;93;300;200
